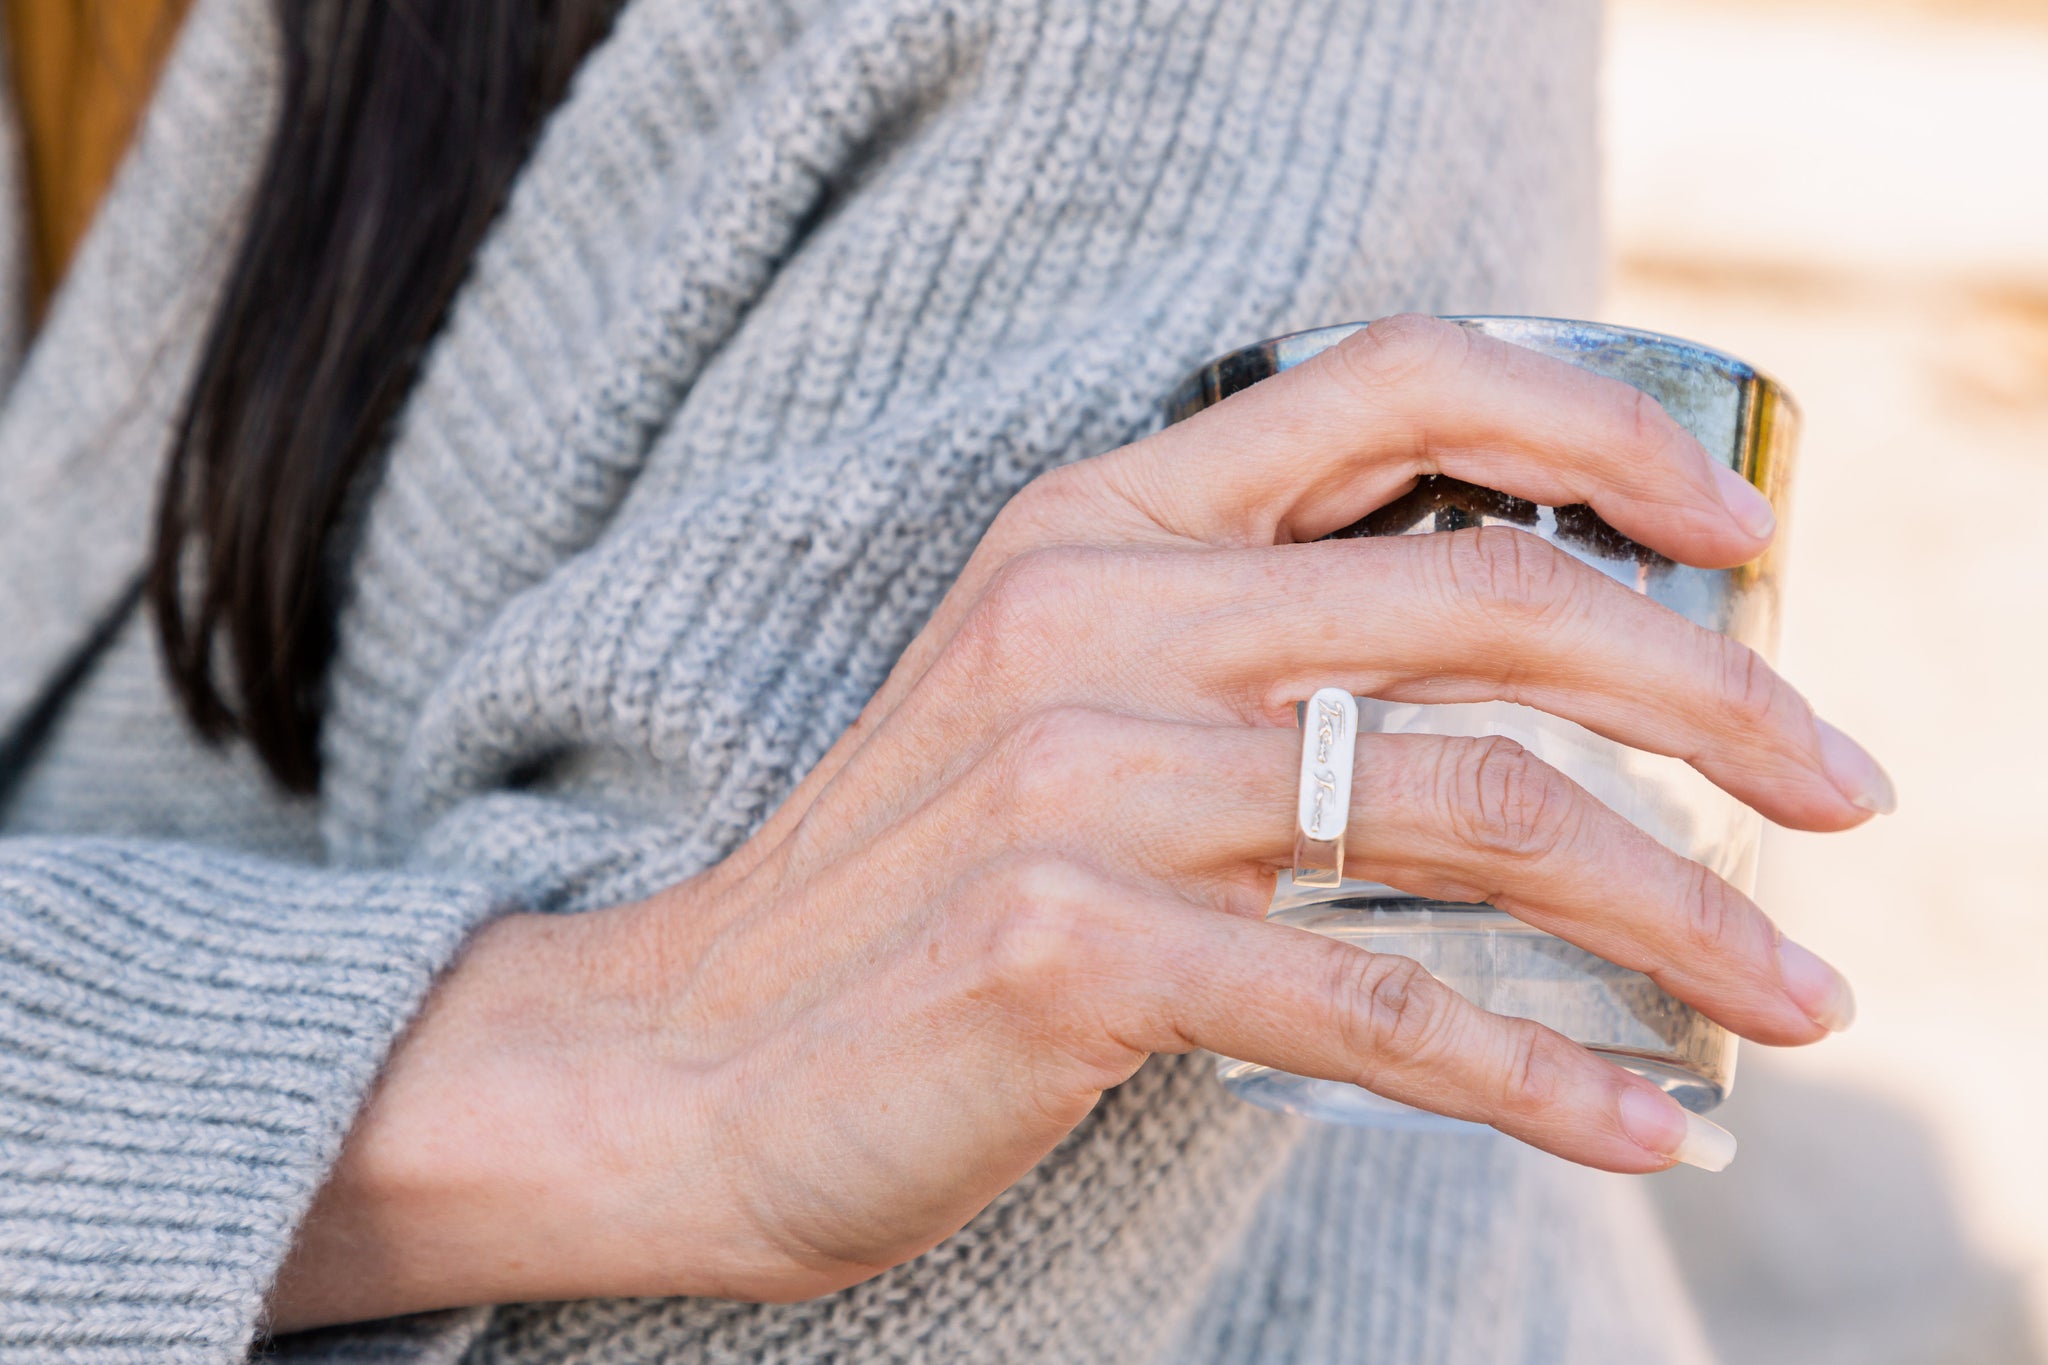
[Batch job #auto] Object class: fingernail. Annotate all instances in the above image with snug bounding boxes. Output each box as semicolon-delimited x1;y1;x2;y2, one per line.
1712;464;1777;541
1619;1087;1738;1173
1815;717;1897;814
1777;935;1857;1032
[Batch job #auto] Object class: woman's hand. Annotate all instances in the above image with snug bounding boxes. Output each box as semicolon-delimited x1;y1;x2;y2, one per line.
267;316;1885;1330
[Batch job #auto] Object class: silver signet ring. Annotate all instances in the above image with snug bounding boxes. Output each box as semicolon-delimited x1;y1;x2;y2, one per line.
1294;688;1357;889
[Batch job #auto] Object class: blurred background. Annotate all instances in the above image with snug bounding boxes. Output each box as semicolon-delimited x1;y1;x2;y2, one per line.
1602;0;2048;1360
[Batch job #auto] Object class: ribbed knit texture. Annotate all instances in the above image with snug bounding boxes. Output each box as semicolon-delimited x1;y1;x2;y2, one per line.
0;0;1716;1360
1175;1125;1716;1365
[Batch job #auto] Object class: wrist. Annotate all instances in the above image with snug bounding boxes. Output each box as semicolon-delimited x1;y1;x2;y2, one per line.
266;900;739;1331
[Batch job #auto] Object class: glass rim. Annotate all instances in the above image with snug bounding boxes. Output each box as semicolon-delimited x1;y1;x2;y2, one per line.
1165;314;1798;428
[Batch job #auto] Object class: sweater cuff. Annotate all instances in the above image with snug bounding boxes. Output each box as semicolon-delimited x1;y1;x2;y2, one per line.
0;838;511;1359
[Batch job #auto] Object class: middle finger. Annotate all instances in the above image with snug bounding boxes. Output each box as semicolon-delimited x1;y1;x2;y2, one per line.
921;527;1885;833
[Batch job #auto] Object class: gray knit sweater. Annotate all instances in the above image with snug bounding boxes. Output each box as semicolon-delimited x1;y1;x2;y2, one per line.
0;0;1718;1360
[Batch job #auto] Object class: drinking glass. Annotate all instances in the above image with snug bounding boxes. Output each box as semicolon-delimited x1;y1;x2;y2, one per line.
1166;317;1798;1128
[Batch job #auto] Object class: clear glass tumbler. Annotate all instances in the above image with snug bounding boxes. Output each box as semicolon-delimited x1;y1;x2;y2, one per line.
1166;317;1799;1129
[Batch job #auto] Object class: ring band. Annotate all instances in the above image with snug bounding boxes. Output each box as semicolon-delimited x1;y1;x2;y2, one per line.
1294;688;1358;889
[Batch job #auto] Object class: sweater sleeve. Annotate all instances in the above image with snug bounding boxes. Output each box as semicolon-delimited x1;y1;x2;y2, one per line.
0;841;508;1360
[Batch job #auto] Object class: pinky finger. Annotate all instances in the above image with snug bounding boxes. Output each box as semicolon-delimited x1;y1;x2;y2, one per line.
1093;895;1738;1174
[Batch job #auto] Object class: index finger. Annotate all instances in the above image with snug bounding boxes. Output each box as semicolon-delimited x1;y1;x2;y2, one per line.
1093;314;1777;567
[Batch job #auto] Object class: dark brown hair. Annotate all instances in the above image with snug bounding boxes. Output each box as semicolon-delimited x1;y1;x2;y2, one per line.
146;0;620;792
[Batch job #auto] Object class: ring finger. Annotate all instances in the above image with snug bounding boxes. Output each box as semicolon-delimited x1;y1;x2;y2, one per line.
965;709;1852;1048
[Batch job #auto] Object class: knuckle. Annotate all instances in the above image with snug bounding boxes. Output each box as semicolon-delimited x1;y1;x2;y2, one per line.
987;545;1087;625
980;858;1099;996
1439;736;1576;860
1677;859;1744;959
1713;638;1801;736
1496;1020;1565;1116
1621;384;1697;469
1000;463;1097;541
1332;950;1448;1066
1325;313;1470;399
952;546;1091;672
995;706;1120;817
1438;525;1573;621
